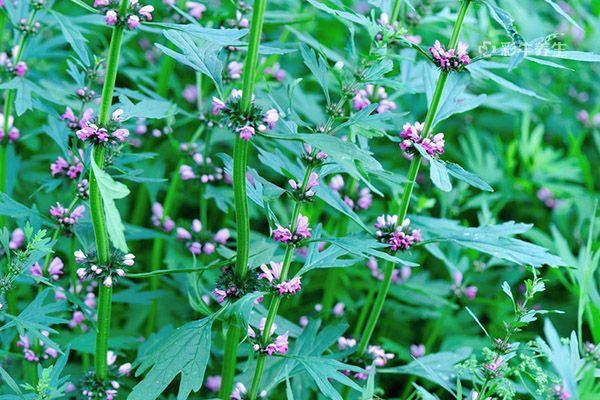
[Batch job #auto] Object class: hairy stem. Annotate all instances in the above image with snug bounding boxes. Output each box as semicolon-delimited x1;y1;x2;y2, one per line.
219;0;268;396
355;0;472;357
92;0;128;380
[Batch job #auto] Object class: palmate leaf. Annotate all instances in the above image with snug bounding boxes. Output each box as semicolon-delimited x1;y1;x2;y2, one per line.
245;320;363;399
412;216;566;267
117;95;175;120
49;10;90;66
1;289;68;352
130;315;215;400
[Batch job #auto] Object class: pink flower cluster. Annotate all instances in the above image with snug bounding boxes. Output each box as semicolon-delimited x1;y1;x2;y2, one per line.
213;285;238;303
151;202;175;232
399;121;445;160
94;0;154;29
329;174;373;211
50;150;84;180
367;344;395;367
227;61;243;80
258;261;302;295
537;188;560;209
352;84;397;114
289;171;319;199
230;382;267;399
0;48;27;77
273;214;312;244
76;109;129;144
484;355;504;376
302;143;328;165
337;336;357;350
248;318;289;356
8;228;25;250
61;107;93;130
429;40;471;71
366;257;411;283
30;257;64;281
410;344;426;358
17;332;58;362
212;89;279;141
179;148;224;183
75;250;134;287
374;215;422;252
0;113;20;143
551;384;572;400
577;110;600;128
50;203;85;227
264;62;286;81
451;271;477;301
67;291;97;332
176;219;230;256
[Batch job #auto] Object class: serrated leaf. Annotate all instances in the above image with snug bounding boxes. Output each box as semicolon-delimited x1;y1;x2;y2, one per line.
50;10;90;66
299;44;331;104
323;235;418;266
157;30;225;97
412;217;566;267
131;316;215;400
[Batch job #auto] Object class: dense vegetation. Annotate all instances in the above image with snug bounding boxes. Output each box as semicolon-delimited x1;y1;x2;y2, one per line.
0;0;599;399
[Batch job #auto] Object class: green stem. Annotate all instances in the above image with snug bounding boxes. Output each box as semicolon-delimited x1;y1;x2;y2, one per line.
219;0;268;396
247;168;312;400
355;0;471;357
390;0;402;24
353;283;377;337
92;0;128;380
1;7;38;227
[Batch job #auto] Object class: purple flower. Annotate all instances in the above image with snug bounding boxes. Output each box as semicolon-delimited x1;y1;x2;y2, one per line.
236;125;255;141
429;40;470;71
9;228;25;250
484;356;503;372
337;336;357;350
367;345;395;366
186;1;206;19
180;164;196;180
48;257;64;280
177;227;192;240
275;276;302;295
332;302;345;316
127;15;140;29
263;108;279;129
258;261;282;283
104;10;118;25
211;97;226;115
205;375;221;393
227;61;243;79
214;228;230;244
273;225;292;243
410;344;426;358
139;5;154;20
14;61;27;77
294;214;311;240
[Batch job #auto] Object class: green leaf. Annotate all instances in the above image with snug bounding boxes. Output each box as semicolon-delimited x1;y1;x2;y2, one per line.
49;10;90;66
446;162;494;192
1;289;68;352
382;348;472;395
0;193;50;225
0;78;34;116
131;316;215;400
0;365;23;395
91;156;130;252
118;95;175;120
543;0;583;32
157;30;224;97
146;22;247;46
323;235;418;266
297;225;359;275
299;44;331;104
412;217;567;267
68;0;101;14
415;145;493;192
469;62;546;100
360;361;377;400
